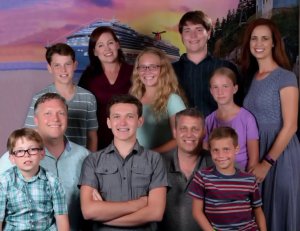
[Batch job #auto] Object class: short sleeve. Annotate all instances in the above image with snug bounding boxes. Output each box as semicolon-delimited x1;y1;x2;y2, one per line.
51;178;68;215
78;154;99;189
278;69;298;90
244;109;259;140
203;112;215;143
148;152;168;190
188;171;205;200
250;178;262;208
167;94;186;117
0;182;6;221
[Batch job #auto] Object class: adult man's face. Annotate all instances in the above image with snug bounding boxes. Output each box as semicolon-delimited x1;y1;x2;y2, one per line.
173;115;204;155
181;21;211;54
34;99;68;141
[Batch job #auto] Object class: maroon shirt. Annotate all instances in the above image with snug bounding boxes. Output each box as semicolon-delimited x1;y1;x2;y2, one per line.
79;63;133;149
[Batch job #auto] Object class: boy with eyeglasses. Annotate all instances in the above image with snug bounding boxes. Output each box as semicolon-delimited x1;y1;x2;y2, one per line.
0;128;69;231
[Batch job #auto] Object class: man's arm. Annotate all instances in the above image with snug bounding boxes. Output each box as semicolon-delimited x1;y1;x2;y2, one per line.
0;221;2;231
87;130;98;152
192;198;214;231
253;207;267;231
55;214;70;231
104;187;166;227
80;185;147;222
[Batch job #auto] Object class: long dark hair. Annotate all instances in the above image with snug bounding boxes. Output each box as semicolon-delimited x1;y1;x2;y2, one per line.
240;18;291;92
79;26;125;87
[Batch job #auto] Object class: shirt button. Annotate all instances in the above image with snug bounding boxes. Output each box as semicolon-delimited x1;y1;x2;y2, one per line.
30;213;33;217
123;177;126;180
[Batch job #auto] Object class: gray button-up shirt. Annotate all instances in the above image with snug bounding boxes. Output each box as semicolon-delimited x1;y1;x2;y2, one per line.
79;141;168;231
158;148;213;231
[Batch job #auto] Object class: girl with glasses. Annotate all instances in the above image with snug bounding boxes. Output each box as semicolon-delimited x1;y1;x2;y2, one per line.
130;47;187;154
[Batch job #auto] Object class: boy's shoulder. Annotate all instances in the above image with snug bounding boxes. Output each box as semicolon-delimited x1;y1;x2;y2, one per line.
75;85;96;97
0;166;17;186
199;166;215;174
32;84;56;99
199;167;256;181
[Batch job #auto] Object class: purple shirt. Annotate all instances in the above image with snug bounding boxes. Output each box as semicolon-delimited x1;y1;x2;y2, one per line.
204;108;258;170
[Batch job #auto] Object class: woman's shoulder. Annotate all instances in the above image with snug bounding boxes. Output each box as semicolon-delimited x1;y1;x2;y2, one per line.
273;67;298;88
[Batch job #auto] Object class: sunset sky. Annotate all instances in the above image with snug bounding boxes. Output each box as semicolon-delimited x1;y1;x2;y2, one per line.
0;0;239;62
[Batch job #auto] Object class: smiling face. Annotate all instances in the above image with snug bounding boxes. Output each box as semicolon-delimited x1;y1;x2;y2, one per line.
94;32;120;64
107;103;143;143
210;137;239;175
181;21;211;54
47;54;77;85
210;74;238;106
250;25;274;61
9;137;44;179
174;115;204;155
137;52;161;88
34;99;67;141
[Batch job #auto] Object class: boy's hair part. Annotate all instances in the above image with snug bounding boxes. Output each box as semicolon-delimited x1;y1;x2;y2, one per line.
107;94;143;118
210;67;237;86
34;93;68;114
46;43;76;64
208;127;238;148
178;10;212;34
175;108;204;127
7;128;44;154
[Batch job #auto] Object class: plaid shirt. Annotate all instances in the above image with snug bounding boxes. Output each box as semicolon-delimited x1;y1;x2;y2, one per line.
0;166;68;230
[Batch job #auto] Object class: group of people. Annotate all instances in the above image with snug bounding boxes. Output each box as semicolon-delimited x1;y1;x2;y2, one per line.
0;9;299;231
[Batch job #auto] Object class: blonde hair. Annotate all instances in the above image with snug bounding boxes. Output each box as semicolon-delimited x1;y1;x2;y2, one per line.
130;47;186;119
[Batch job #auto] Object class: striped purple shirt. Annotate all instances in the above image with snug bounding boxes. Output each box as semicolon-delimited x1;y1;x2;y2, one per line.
188;166;262;231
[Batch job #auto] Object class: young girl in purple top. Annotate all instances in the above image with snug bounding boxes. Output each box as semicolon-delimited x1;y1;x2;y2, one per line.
203;67;259;171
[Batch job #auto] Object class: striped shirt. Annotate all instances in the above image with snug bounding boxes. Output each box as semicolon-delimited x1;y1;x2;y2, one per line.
0;166;67;231
188;166;262;231
24;84;98;147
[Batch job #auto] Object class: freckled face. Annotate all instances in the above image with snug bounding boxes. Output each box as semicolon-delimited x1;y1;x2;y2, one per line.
210;138;239;174
210;74;237;106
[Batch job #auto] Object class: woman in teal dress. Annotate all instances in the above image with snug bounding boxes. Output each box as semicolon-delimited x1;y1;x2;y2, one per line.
130;47;186;154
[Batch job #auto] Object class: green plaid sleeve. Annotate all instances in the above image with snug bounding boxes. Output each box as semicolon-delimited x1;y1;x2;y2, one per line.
0;182;6;221
52;178;68;215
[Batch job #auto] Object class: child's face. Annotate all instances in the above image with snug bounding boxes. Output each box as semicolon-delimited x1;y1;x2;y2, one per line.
137;52;161;88
210;74;237;106
107;103;143;143
210;137;239;174
9;137;44;179
47;54;77;85
181;21;211;54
